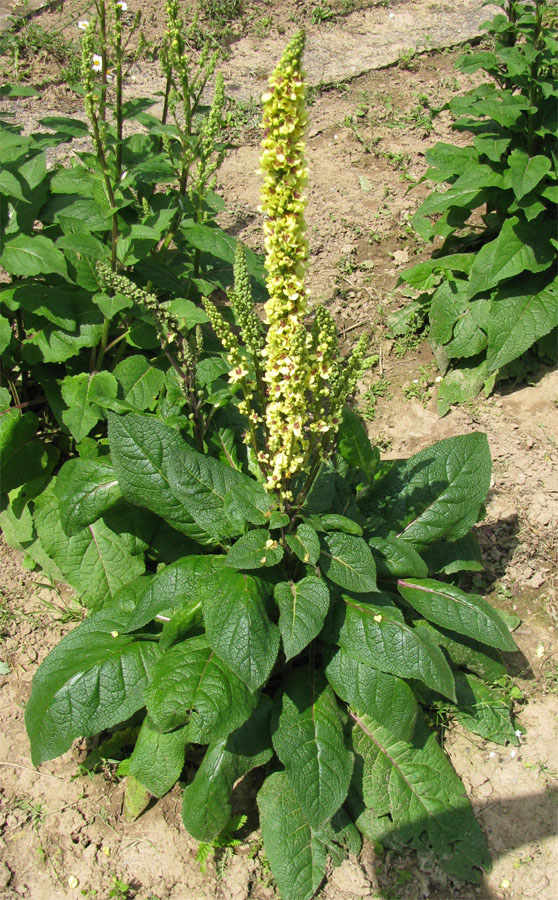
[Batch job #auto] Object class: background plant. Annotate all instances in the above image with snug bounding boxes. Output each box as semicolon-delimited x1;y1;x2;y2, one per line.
394;0;558;414
16;31;522;900
0;0;266;593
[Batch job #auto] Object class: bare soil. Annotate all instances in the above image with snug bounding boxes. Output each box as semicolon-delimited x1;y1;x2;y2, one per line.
1;2;557;900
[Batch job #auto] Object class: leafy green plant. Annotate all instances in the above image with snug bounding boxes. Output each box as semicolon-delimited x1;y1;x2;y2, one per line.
0;0;265;587
395;0;558;414
9;30;522;900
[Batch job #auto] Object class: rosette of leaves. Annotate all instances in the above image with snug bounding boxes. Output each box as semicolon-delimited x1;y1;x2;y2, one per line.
24;34;520;900
395;0;558;414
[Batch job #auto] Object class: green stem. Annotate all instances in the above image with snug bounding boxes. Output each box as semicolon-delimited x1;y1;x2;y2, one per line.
94;316;112;371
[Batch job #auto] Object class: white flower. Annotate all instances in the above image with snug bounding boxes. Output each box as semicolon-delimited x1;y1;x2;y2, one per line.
435;375;442;383
389;12;396;18
514;729;522;739
510;748;517;758
77;19;89;30
91;54;103;72
488;750;496;758
116;0;128;8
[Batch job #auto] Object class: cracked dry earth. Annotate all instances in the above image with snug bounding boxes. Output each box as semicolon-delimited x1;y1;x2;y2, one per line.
1;1;557;899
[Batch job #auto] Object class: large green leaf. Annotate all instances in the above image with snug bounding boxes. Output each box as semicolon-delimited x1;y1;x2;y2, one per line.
54;458;122;536
414;620;506;682
201;569;279;691
120;555;224;632
397;578;517;651
506;148;551;201
337;595;456;700
467;216;555;299
112;355;166;412
374;433;491;551
25;609;161;765
144;636;258;741
350;713;490;882
0;411;57;494
337;408;379;482
324;646;417;741
258;772;357;900
485;275;558;373
453;671;518;745
272;666;353;827
109;413;258;543
320;532;377;593
34;486;145;608
108;413;218;544
182;697;273;841
369;536;428;579
128;720;189;797
61;372;118;442
275;576;330;661
0;233;68;278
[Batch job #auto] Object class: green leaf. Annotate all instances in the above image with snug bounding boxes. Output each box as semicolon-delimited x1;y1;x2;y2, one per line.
202;568;279;691
120;554;224;632
0;314;12;354
0;234;68;278
337;595;456;700
467;216;555;299
0;411;57;494
144;636;258;741
320;532;377;593
413;620;506;682
374;433;491;551
166;297;210;327
397;578;517;652
272;666;353;828
111;413;263;543
507;148;551;201
34;486;145;608
40;116;90;137
113;356;165;412
258;771;329;900
60;372;118;442
350;713;490;882
108;413;219;544
423;532;483;575
485;276;558;373
123;775;151;822
0;169;26;201
54;458;122;536
182;697;273;841
275;577;330;661
338;408;379;482
225;529;284;569
369;536;428;579
25;609;161;765
128;720;189;797
453;671;518;745
285;522;320;565
324;645;417;741
320;514;363;535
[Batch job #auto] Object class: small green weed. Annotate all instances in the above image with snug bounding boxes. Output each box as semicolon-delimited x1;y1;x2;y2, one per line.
362;377;389;421
403;366;434;406
311;4;335;24
108;877;131;900
200;0;242;25
195;815;247;876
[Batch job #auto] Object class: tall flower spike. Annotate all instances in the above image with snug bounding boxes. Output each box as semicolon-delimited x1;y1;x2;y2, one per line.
260;30;311;497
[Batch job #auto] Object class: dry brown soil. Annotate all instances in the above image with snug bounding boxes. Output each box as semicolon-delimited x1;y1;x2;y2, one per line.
1;2;557;900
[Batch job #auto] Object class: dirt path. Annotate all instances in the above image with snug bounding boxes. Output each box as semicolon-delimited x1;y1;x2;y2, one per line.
1;3;557;900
